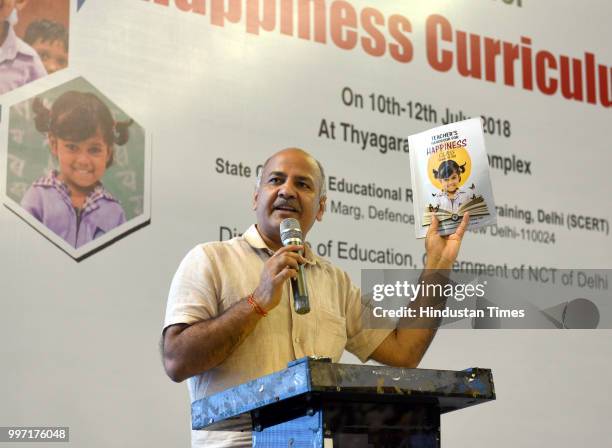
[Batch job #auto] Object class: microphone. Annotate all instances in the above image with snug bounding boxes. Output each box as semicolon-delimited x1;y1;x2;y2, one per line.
280;218;310;315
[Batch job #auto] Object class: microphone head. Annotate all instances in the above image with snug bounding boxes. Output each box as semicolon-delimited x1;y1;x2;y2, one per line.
280;218;303;246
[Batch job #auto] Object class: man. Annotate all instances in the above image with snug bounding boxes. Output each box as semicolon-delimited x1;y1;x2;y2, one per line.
162;148;468;447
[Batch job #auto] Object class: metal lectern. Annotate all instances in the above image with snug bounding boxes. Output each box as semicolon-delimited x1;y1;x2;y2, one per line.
191;357;495;447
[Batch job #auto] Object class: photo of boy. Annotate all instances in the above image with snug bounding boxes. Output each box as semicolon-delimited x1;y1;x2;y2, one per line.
20;91;133;248
0;0;46;95
24;19;67;74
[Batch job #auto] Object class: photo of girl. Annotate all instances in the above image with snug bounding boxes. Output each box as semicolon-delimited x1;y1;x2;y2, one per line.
432;159;469;214
20;90;133;248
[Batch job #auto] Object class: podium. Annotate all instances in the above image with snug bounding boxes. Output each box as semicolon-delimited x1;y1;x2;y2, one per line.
191;357;495;447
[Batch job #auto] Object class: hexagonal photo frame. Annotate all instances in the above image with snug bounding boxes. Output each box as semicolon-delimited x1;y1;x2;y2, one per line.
1;0;70;96
2;76;151;260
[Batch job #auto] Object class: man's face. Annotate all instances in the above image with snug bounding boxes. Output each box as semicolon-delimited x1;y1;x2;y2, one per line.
253;150;326;248
440;172;460;194
31;39;68;74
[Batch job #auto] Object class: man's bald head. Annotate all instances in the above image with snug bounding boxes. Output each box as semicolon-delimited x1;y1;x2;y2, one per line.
256;148;326;198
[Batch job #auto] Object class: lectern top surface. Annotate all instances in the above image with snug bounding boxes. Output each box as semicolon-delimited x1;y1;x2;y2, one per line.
192;357;495;430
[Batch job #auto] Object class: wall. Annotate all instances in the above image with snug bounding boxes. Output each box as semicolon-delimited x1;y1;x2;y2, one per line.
1;0;610;446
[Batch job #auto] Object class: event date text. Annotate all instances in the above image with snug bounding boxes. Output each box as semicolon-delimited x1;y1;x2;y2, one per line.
341;86;513;138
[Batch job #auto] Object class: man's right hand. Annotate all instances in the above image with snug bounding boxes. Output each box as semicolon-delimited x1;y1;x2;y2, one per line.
252;245;306;312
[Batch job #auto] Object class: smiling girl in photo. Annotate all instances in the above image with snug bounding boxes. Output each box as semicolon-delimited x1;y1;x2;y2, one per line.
21;91;132;248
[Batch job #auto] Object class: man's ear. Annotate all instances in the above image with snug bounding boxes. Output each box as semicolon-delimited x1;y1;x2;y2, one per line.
316;195;326;221
15;0;29;12
252;189;258;211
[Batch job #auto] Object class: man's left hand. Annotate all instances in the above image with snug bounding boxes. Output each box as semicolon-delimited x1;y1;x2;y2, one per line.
425;213;470;270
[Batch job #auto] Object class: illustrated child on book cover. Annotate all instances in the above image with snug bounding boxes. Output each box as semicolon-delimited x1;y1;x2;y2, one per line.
432;159;469;214
425;146;489;225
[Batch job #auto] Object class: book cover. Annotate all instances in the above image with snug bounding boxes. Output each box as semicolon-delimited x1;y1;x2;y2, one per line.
408;118;497;238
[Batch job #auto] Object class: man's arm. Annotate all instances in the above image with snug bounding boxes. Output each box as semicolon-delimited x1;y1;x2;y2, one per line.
162;300;263;382
162;245;306;382
370;214;469;368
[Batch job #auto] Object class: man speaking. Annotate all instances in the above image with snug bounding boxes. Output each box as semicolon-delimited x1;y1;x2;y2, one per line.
162;148;469;447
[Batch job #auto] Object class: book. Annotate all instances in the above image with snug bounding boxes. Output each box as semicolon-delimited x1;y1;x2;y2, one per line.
408;117;497;238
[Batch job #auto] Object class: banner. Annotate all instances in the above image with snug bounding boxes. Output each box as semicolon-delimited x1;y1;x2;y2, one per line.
1;1;610;446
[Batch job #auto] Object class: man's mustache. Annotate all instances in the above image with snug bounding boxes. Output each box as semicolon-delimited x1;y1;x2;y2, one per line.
273;200;301;212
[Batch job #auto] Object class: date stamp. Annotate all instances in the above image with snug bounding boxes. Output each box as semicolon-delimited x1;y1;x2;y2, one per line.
0;427;69;443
